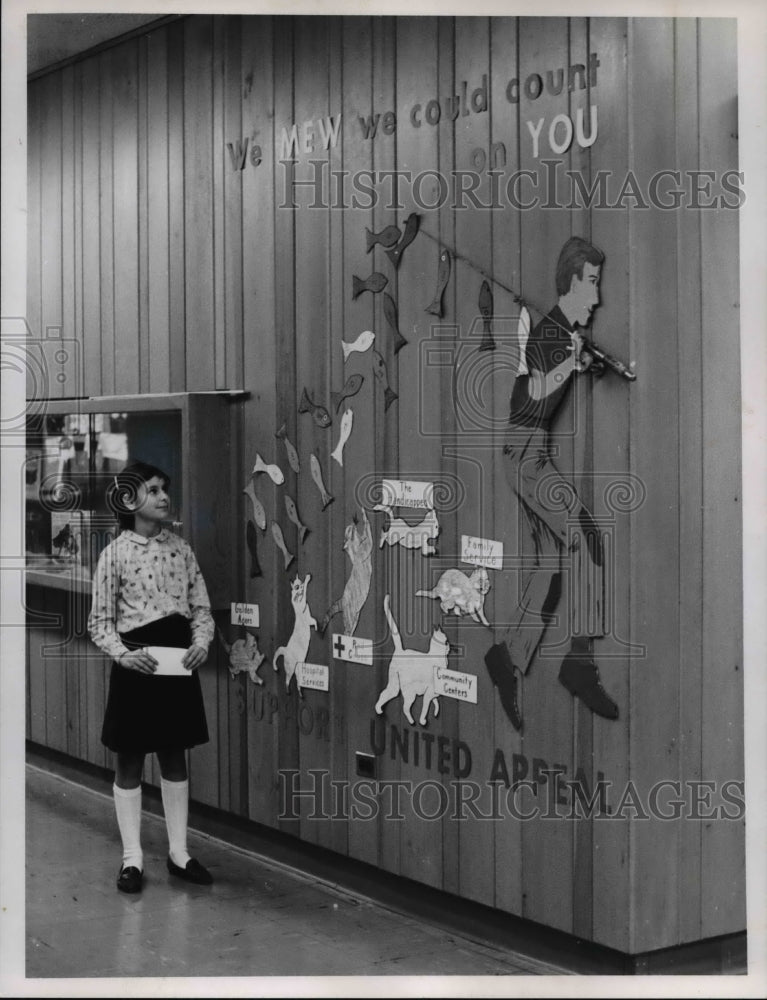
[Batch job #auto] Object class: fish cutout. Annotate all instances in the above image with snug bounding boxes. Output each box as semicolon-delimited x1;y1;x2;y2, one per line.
382;293;408;354
342;330;375;363
366;223;401;253
478;280;496;352
426;248;451;318
298;387;332;428
331;408;354;467
243;479;267;531
330;373;364;413
252;453;285;485
246;520;262;577
284;494;310;544
385;212;420;269
309;452;334;510
352;271;388;300
270;520;295;570
275;422;300;474
372;349;398;411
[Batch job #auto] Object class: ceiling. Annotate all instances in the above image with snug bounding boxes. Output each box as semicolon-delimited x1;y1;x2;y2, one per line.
27;13;171;76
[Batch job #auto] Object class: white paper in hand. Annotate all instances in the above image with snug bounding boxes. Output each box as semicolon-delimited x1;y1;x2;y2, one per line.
145;646;191;676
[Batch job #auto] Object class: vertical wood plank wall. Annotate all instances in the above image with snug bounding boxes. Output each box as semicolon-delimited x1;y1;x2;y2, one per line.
25;14;744;955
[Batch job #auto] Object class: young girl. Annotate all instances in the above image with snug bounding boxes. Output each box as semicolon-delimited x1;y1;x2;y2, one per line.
88;461;215;893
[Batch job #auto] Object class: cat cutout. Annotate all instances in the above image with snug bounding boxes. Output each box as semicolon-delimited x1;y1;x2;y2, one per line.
273;574;317;695
217;628;266;685
373;503;440;556
319;508;373;635
374;593;449;726
416;567;492;627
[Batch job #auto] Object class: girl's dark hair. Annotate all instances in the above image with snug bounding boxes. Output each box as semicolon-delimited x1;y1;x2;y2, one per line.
110;461;170;531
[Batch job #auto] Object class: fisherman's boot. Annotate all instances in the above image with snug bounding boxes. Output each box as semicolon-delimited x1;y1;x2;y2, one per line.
484;643;523;732
558;638;618;719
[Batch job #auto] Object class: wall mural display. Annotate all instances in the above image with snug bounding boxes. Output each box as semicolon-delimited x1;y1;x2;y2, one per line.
366;223;401;253
217;627;266;685
416;567;492;627
270;520;295;570
309;452;334;510
385;211;420;269
373;502;440;556
371;350;398;411
243;479;267;531
299;388;333;427
382;293;409;354
318;508;373;636
252;453;285;485
284;494;309;544
426;248;451;318
330;409;354;467
273;574;317;696
245;520;262;578
330;373;364;413
374;594;448;727
275;422;301;474
342;330;375;362
352;271;388;299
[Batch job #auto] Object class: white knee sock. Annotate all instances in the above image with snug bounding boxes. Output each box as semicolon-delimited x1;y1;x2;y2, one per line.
161;777;192;869
113;783;143;872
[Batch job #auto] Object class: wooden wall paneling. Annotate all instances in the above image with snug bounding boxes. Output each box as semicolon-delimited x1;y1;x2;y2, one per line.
60;67;76;373
167;21;187;393
42;596;67;753
111;41;141;396
64;599;81;759
452;14;496;909
587;15;632;954
435;14;462;902
272;16;301;839
137;37;150;393
698;17;745;940
292;14;334;851
489;14;524;916
183;16;216;391
324;13;350;860
212;17;228;390
26;80;42;376
26;590;48;746
568;14;596;943
146;28;171;394
80;58;103;397
673;16;704;945
72;65;84;397
340;14;381;871
387;14;441;889
627;17;682;954
372;13;404;883
97;54;116;396
223;16;244;392
240;13;279;830
39;73;64;397
516;15;576;935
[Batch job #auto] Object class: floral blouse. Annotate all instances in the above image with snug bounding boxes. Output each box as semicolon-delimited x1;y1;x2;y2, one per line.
88;529;215;661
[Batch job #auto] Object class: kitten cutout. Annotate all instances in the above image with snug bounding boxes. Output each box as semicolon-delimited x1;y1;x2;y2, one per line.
373;503;440;556
374;594;449;727
217;628;266;685
273;574;317;696
416;567;492;627
319;508;373;635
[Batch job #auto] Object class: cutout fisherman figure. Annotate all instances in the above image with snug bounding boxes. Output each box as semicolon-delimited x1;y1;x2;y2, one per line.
485;236;620;731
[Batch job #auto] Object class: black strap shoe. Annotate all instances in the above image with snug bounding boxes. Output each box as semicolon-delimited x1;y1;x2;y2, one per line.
117;865;143;894
484;643;523;731
558;653;618;719
167;856;214;885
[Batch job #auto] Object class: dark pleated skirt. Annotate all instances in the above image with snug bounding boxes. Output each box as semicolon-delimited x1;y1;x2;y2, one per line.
101;613;209;754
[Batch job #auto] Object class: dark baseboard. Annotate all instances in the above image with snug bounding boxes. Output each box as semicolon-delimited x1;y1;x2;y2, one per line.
26;741;747;976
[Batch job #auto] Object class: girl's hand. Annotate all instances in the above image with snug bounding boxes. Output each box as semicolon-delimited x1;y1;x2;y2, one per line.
183;645;207;671
119;649;158;674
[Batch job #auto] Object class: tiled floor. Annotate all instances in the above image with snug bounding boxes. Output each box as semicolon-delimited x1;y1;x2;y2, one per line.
25;763;569;982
